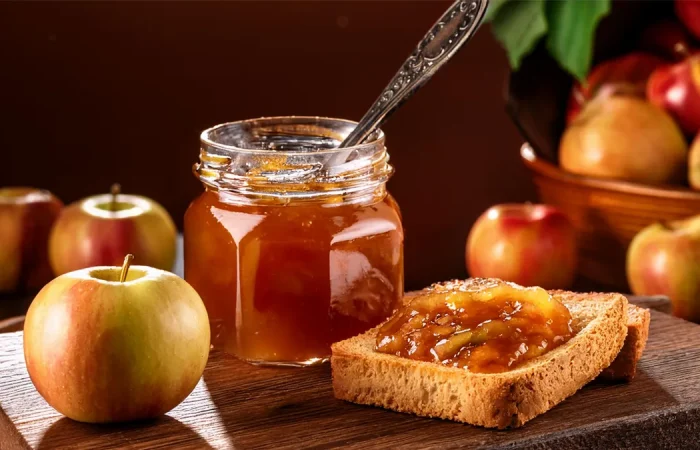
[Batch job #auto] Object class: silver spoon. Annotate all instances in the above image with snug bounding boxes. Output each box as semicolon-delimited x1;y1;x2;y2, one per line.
338;0;490;151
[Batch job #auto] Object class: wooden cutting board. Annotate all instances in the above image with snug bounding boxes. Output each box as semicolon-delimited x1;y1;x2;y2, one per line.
1;306;698;449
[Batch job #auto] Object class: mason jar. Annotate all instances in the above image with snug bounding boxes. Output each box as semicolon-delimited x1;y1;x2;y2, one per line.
184;116;404;366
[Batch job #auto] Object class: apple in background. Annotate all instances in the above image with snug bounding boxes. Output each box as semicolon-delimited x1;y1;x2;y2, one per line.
560;96;688;184
689;132;700;189
565;52;666;125
466;204;578;290
0;187;63;293
639;19;697;61
23;255;210;423
676;0;700;41
48;184;177;276
627;216;700;323
647;55;700;136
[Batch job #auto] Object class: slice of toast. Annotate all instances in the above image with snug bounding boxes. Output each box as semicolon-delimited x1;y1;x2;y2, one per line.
331;279;629;429
549;290;650;381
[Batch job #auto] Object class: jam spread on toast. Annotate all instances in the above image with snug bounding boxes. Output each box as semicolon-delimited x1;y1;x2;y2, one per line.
374;279;574;373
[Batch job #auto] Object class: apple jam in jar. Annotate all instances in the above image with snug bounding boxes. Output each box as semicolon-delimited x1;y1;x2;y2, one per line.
184;116;404;366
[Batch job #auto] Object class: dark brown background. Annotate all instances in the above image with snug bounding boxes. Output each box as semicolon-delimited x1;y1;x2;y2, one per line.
0;1;533;291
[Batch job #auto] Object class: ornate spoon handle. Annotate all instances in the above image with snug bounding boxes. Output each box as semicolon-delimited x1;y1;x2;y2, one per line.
339;0;490;149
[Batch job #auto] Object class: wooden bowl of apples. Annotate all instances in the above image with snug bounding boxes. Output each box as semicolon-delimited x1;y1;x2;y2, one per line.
506;0;700;291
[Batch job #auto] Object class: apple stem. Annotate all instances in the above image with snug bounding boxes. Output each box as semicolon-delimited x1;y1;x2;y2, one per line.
110;183;121;212
119;254;135;283
659;219;682;231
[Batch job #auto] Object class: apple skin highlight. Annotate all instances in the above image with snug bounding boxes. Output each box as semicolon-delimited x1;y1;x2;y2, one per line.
647;55;700;137
23;265;210;423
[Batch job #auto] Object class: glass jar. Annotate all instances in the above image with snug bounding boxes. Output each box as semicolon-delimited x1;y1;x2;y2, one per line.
184;116;404;366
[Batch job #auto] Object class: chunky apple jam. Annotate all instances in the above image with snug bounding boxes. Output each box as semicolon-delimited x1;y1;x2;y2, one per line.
185;116;404;366
375;279;574;373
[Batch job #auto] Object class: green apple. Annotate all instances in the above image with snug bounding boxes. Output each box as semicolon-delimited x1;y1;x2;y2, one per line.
23;255;210;423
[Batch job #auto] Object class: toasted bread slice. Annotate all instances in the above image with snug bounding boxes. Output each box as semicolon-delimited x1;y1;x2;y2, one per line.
331;279;629;429
549;290;650;381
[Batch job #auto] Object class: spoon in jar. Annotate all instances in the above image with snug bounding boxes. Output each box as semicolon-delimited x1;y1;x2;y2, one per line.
335;0;490;157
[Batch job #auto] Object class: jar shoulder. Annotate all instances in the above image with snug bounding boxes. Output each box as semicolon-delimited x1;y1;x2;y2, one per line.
184;190;403;244
186;190;402;223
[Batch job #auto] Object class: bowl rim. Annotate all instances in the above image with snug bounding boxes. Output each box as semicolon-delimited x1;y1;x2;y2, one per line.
520;142;700;201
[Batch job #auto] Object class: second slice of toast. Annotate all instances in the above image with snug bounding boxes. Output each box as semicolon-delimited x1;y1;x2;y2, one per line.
550;290;650;381
331;281;629;429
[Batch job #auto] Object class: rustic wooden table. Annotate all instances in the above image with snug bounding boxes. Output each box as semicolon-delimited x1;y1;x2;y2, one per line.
0;305;698;449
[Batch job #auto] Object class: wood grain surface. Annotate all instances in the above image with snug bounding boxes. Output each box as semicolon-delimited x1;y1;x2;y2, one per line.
0;306;698;449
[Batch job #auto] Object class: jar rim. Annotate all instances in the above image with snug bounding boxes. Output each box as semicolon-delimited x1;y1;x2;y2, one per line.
199;115;385;156
195;115;393;203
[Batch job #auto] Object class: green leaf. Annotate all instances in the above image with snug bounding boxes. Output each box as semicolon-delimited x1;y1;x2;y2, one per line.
545;0;612;81
483;0;511;23
489;0;548;70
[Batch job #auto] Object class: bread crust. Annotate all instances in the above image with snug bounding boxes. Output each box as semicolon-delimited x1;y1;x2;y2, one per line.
549;290;650;381
331;281;629;429
601;304;650;381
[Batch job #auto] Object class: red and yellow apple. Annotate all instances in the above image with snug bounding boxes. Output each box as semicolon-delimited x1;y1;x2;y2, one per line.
466;204;578;289
48;185;177;276
565;52;666;124
647;55;700;136
627;215;700;323
676;0;700;41
0;187;63;293
559;95;688;184
23;256;210;423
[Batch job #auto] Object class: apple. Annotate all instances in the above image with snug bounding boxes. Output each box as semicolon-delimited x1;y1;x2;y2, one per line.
48;184;177;276
690;133;700;189
639;19;697;61
0;187;63;293
565;52;666;124
23;255;211;423
676;0;700;41
559;95;688;184
466;204;578;290
627;216;700;323
647;55;700;136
